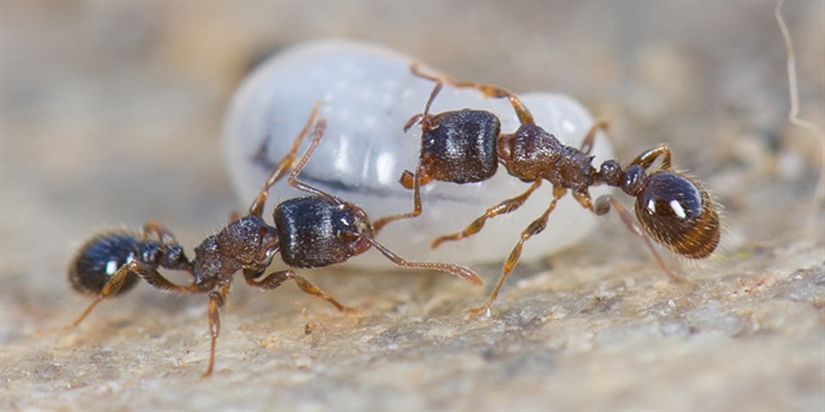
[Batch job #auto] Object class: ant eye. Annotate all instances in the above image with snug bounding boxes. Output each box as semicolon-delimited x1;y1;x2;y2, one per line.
635;172;719;258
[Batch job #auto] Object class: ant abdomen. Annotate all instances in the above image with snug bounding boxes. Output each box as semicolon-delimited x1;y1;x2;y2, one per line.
417;109;501;184
69;232;143;296
634;171;720;259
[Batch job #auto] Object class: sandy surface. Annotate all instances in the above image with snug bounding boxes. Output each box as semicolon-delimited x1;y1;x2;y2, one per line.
1;2;823;410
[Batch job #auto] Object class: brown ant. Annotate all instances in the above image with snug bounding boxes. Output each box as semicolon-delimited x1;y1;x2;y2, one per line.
65;104;482;377
374;65;721;315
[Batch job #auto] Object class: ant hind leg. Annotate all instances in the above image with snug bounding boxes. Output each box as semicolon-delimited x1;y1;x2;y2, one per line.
431;180;542;248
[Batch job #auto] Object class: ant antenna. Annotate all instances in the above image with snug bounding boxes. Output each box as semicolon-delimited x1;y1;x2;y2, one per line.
249;101;322;217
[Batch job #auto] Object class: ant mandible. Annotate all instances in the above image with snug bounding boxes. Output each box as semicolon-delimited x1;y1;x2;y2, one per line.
65;103;482;377
374;64;721;316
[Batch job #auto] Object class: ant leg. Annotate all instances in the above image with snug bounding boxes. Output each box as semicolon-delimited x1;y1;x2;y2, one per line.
248;101;322;217
410;63;535;126
468;187;566;316
68;260;204;329
362;237;482;286
203;282;230;377
399;168;434;190
431;180;543;248
579;120;610;156
628;144;673;171
571;189;595;212
594;194;682;282
372;177;421;232
373;163;434;233
244;270;359;314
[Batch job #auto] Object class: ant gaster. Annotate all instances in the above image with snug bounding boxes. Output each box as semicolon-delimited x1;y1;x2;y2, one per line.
66;104;482;377
374;65;720;315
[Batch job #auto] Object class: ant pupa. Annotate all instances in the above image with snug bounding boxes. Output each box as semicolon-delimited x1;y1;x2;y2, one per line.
224;39;615;268
374;65;720;315
65;104;481;376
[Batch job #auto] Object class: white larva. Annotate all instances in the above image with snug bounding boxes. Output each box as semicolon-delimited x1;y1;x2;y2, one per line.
224;39;614;268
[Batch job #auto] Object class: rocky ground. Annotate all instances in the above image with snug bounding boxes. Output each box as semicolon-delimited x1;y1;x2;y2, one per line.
1;2;823;410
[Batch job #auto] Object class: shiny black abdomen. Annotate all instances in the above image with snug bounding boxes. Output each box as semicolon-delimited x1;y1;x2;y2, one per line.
69;232;143;295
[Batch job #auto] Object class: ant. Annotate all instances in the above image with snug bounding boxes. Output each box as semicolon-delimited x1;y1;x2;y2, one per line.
65;104;482;377
374;64;721;316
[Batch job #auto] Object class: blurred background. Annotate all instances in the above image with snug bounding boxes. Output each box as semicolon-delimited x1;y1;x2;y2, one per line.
2;2;823;410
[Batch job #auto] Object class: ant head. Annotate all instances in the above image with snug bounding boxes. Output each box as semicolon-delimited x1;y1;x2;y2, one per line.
633;171;720;258
337;201;374;257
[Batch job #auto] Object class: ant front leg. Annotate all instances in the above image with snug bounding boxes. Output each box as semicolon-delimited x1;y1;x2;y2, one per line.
248;102;321;217
594;194;682;282
431;180;543;248
244;269;359;314
468;186;566;316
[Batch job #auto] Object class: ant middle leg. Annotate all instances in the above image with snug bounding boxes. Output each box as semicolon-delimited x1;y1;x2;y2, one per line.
431;179;543;248
248;102;322;217
467;187;566;316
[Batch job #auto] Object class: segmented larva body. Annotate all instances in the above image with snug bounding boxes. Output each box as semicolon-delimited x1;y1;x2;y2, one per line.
224;39;614;267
